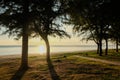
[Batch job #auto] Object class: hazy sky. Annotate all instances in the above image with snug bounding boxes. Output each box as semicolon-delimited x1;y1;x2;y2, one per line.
0;25;95;46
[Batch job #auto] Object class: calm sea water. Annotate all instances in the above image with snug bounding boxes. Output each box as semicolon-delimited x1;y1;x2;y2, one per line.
0;45;115;56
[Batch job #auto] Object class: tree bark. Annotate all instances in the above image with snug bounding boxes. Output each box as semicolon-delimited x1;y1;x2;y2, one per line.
20;0;29;69
99;40;102;56
97;43;100;54
116;39;119;52
99;25;103;56
105;39;108;55
44;36;50;62
21;26;28;69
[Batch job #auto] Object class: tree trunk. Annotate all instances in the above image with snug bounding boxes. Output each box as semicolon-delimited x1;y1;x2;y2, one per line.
20;0;29;69
97;43;100;54
44;36;50;62
99;39;103;56
116;39;119;52
21;26;28;69
99;25;103;56
105;39;108;55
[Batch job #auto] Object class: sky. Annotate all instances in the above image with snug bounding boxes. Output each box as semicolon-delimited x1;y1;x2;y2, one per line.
0;25;96;46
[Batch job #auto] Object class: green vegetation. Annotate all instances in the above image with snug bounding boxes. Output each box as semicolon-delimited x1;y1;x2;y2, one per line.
0;51;120;80
74;50;120;62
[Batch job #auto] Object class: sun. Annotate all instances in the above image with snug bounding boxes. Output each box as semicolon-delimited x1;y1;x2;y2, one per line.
39;45;46;54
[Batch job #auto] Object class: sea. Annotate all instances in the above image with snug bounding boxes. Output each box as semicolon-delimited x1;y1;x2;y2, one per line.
0;45;116;56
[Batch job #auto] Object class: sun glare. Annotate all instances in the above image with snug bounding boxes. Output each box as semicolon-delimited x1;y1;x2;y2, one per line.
39;45;46;54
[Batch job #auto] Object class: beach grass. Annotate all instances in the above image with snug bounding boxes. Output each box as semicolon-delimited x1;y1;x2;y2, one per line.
0;51;120;80
73;49;120;62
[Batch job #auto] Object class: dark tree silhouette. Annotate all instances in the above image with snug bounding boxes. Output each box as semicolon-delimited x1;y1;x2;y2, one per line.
66;0;120;56
0;0;40;69
33;0;70;61
66;0;107;56
32;0;70;79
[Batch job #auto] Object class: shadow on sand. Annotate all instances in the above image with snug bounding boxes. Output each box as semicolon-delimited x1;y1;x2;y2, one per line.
47;58;61;80
10;67;28;80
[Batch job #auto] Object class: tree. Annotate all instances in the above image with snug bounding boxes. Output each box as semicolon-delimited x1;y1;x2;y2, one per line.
110;22;120;52
66;0;107;56
0;0;70;69
33;0;70;61
67;0;119;56
0;0;39;69
102;0;120;53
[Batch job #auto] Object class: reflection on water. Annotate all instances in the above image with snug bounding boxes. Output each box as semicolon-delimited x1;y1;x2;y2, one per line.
0;45;116;55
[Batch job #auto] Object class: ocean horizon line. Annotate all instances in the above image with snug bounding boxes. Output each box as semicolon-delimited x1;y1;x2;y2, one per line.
0;44;115;47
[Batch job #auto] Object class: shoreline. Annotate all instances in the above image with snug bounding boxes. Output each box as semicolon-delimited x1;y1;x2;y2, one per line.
0;50;95;58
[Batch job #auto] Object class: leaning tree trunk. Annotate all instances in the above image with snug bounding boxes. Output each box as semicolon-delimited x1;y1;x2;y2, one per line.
44;36;50;62
44;36;61;80
105;39;108;55
21;26;29;69
116;39;119;52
